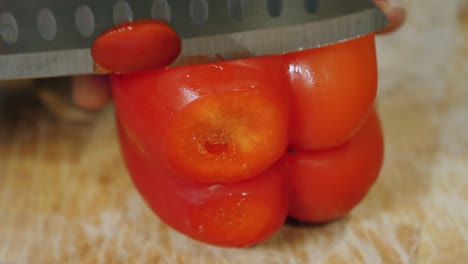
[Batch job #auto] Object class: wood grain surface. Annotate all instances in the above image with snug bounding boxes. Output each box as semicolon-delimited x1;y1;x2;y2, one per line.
1;0;467;263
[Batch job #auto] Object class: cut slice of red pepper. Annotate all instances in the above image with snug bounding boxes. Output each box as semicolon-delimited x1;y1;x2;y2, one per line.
91;19;181;74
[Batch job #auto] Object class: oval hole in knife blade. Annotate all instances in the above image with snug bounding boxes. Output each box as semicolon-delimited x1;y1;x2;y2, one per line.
113;1;133;25
75;5;95;37
190;0;209;25
228;0;246;21
0;12;19;44
267;0;283;17
151;0;172;23
36;8;57;41
304;0;320;14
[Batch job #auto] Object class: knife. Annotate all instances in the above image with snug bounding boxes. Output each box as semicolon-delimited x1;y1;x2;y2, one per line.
0;0;388;80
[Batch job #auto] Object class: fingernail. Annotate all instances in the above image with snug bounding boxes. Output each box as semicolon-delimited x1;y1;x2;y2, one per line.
376;0;403;9
375;0;406;34
388;0;403;8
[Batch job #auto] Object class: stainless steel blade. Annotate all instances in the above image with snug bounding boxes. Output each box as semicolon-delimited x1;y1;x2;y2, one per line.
0;0;388;80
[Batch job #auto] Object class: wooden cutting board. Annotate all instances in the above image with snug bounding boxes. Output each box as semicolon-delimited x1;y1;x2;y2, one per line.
1;1;467;263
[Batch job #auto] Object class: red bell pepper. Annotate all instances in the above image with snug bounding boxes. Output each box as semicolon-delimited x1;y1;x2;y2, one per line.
91;20;384;247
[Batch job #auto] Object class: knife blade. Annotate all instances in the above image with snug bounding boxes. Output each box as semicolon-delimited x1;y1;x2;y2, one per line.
0;0;388;80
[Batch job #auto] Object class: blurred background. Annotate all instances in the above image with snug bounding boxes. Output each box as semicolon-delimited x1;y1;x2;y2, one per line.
0;0;467;263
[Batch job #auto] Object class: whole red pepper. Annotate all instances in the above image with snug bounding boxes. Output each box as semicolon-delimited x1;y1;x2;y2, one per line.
92;20;384;247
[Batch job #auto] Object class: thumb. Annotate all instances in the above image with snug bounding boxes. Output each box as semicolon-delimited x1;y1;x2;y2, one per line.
374;0;407;34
